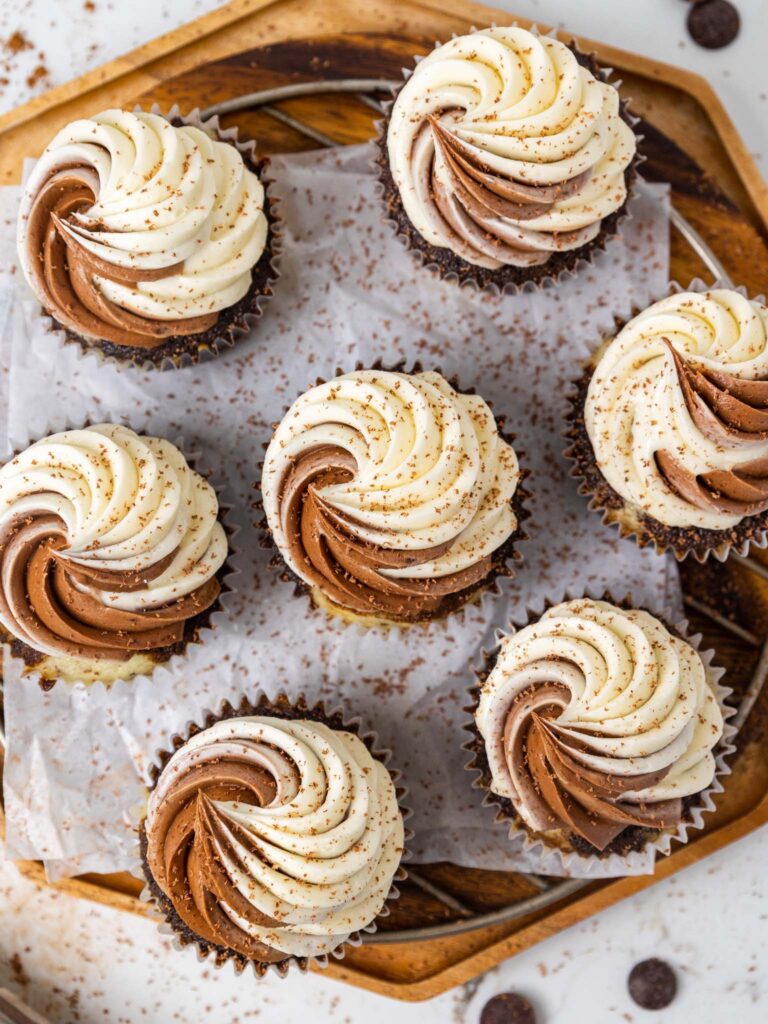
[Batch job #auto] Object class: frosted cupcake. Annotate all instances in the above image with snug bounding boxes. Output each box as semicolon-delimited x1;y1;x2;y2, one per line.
567;288;768;560
467;598;726;861
0;424;228;685
139;696;407;975
261;367;526;626
380;26;638;290
16;109;277;369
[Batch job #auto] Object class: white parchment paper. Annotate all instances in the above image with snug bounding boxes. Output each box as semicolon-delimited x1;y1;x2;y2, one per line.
0;144;680;879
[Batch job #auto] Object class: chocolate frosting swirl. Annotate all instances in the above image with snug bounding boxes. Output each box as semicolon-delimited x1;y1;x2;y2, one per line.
387;27;635;269
144;715;405;960
585;290;768;530
261;370;520;623
0;425;226;662
475;599;723;851
17;110;268;348
656;343;768;515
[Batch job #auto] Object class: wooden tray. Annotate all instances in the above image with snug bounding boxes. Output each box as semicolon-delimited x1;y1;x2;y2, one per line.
1;0;768;1003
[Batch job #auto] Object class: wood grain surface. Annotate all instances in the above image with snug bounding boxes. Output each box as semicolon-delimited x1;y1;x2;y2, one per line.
0;0;767;1003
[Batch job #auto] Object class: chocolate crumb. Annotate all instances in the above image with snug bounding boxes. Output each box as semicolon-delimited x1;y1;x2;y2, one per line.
25;64;49;90
3;31;33;54
9;951;30;987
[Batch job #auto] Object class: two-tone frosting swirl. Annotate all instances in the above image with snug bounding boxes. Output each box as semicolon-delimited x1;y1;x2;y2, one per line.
584;290;768;531
475;599;723;852
386;27;636;269
17;109;268;349
261;369;521;623
144;715;405;960
0;424;226;662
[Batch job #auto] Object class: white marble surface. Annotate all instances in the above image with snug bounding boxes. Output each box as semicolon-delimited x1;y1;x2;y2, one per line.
0;1;766;1022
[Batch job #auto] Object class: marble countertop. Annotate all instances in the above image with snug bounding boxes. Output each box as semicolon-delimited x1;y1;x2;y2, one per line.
0;1;766;1022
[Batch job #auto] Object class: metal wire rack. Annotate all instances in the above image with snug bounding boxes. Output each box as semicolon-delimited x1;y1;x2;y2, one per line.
0;79;765;948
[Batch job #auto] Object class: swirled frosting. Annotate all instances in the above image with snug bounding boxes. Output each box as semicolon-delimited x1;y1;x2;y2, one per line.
475;599;723;851
0;424;226;663
144;714;405;960
17;109;268;348
584;290;768;531
261;369;520;623
386;27;636;269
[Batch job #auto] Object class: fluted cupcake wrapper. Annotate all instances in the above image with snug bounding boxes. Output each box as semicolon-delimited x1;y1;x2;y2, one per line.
256;358;532;634
0;415;240;691
461;588;737;878
23;104;283;372
373;26;644;296
563;278;768;563
129;689;413;980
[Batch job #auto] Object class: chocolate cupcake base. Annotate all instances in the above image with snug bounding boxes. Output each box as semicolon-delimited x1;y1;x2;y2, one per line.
136;691;411;978
375;45;641;294
462;592;736;876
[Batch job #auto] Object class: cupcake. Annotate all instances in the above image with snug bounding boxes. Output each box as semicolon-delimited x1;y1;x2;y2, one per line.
379;26;638;290
467;598;727;865
16;108;278;369
0;423;228;685
260;367;526;627
139;695;407;974
567;288;768;560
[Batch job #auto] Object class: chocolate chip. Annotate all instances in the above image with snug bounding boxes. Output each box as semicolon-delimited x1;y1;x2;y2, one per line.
480;993;536;1024
628;958;678;1010
687;0;740;49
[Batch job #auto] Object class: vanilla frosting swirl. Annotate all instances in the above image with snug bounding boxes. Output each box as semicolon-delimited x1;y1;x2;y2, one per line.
387;27;636;269
475;599;723;851
144;715;405;960
585;290;768;531
0;424;227;660
261;369;520;622
17;109;268;347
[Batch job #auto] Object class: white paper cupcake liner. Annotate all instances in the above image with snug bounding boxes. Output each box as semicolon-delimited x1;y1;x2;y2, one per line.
256;360;531;635
0;415;240;692
19;104;282;373
563;278;768;564
462;588;737;879
373;24;645;297
129;688;413;979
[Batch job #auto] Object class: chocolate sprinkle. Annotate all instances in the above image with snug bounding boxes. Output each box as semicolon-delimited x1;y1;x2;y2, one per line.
687;0;741;49
628;958;678;1010
480;993;536;1024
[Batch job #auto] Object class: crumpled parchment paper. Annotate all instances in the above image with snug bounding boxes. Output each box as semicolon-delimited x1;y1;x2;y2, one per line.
0;144;679;879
